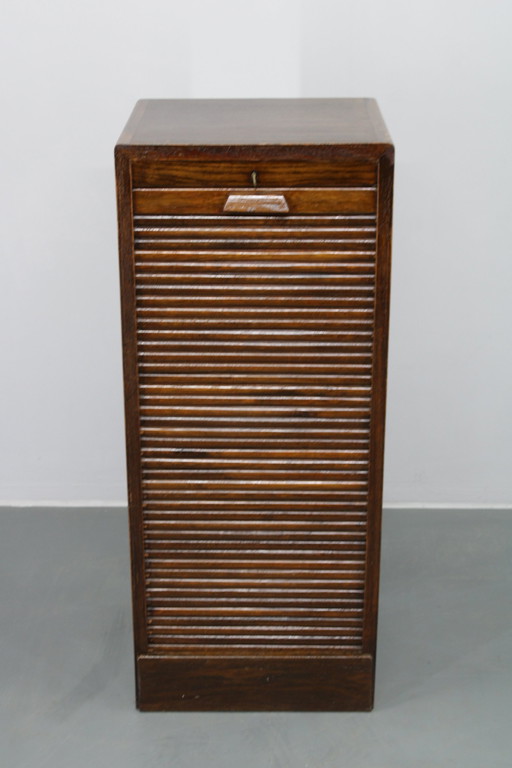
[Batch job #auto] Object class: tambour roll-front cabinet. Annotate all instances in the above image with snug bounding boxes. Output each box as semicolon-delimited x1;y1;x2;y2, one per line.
115;99;394;711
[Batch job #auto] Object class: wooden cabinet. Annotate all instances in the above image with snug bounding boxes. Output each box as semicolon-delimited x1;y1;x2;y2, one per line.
115;99;394;711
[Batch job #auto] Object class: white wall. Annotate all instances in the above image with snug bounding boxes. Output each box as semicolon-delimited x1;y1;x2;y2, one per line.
1;0;511;504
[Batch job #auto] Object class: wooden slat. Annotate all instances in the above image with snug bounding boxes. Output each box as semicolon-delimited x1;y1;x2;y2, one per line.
134;276;375;288
145;511;365;520
135;261;375;274
144;521;366;532
133;188;377;215
135;240;376;253
137;331;374;343
138;340;372;352
140;438;369;450
137;318;374;332
134;226;375;240
134;214;377;227
146;616;364;625
147;606;365;617
136;300;374;312
135;252;375;266
138;367;371;377
144;541;366;552
132;160;377;188
141;466;367;478
145;563;365;576
143;496;366;512
139;398;370;409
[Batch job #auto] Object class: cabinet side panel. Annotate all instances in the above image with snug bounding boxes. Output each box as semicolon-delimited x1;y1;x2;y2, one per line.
362;149;394;658
115;150;148;657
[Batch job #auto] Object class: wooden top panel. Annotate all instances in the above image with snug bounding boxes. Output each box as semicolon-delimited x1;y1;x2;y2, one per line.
117;99;392;148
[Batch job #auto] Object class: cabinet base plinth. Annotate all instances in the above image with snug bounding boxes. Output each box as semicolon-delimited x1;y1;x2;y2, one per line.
136;654;374;711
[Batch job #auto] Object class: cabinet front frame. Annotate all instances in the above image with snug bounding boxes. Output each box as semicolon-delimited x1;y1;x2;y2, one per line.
115;143;394;710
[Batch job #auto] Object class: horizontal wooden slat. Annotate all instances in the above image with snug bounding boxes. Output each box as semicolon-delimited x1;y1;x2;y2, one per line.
142;449;368;460
134;188;377;215
137;302;374;312
153;419;366;430
146;615;363;625
136;288;374;301
143;512;367;522
142;471;368;484
142;502;368;512
134;213;376;227
142;500;367;511
138;332;373;344
144;524;366;544
140;438;369;450
144;544;366;556
146;599;362;611
141;379;370;391
139;369;371;379
143;522;366;536
141;467;367;480
137;319;374;333
147;627;362;638
146;637;363;649
141;427;369;440
146;593;363;604
147;633;362;642
144;547;365;558
134;274;375;288
140;422;369;434
147;570;365;582
146;577;364;588
146;539;365;550
144;523;367;535
131;160;377;188
143;498;366;509
139;343;372;355
145;536;365;544
138;340;371;352
140;446;368;456
134;248;376;261
138;359;372;373
146;611;364;623
141;402;369;418
135;261;375;275
147;591;363;604
134;226;375;241
138;352;371;365
143;506;367;517
135;240;376;253
136;298;375;312
143;640;363;654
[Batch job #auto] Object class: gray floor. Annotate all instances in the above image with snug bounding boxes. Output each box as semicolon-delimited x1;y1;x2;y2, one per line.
1;506;511;767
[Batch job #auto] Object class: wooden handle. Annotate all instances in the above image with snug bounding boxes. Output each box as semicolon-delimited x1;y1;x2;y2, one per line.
223;194;289;214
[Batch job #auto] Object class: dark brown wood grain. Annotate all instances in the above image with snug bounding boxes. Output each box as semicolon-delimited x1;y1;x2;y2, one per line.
115;98;393;712
137;655;374;711
132;159;377;188
133;187;376;215
117;98;391;147
115;150;149;657
362;148;394;664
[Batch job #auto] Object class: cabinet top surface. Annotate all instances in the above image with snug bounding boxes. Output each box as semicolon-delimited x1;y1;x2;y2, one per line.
117;99;392;148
